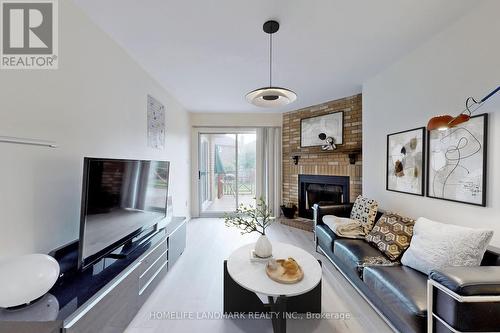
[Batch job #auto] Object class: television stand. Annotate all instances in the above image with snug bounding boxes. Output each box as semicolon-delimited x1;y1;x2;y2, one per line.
0;217;187;333
105;253;127;260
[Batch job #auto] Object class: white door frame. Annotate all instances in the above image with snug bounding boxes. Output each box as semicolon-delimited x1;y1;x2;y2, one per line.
192;127;256;218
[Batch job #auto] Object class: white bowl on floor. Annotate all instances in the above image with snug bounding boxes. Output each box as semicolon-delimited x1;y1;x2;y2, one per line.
0;254;60;308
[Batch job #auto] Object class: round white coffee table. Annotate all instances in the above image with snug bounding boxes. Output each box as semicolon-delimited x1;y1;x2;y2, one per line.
225;242;322;333
227;242;322;297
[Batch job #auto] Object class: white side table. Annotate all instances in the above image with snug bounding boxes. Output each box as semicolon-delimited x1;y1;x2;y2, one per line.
225;242;322;333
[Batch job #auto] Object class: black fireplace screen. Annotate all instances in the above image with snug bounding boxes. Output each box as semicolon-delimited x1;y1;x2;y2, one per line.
298;175;350;219
305;183;343;209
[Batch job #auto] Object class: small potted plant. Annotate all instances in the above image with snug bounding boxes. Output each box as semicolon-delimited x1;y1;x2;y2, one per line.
224;198;275;258
280;202;297;219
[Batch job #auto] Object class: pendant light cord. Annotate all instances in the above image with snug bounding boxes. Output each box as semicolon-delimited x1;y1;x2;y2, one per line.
446;86;499;125
269;32;273;87
460;87;499;117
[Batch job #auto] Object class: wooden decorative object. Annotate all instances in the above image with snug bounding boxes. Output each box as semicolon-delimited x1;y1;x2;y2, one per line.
266;258;304;284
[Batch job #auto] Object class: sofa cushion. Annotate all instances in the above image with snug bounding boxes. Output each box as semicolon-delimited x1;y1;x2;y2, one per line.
333;239;385;278
401;217;493;275
363;266;427;333
350;195;379;234
315;224;338;252
366;212;415;261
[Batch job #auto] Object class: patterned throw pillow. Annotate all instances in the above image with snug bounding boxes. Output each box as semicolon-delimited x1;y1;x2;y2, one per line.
349;195;379;233
366;212;415;261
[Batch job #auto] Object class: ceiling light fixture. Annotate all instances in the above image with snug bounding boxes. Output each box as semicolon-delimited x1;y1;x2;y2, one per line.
427;86;499;131
246;20;297;108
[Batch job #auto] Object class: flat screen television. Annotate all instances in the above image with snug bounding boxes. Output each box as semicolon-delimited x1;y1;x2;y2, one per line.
78;158;170;270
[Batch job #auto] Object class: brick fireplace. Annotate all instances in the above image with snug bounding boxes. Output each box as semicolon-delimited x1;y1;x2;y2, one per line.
282;94;362;218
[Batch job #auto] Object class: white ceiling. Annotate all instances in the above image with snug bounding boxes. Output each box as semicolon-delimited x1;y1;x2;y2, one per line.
73;0;481;113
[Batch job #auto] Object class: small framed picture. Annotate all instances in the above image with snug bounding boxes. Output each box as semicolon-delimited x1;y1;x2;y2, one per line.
147;95;166;149
386;127;426;196
427;114;488;206
300;111;343;147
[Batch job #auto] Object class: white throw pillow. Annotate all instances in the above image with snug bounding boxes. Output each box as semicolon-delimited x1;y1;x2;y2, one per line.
401;217;493;275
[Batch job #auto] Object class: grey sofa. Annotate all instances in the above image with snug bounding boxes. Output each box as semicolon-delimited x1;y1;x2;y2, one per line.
313;203;500;333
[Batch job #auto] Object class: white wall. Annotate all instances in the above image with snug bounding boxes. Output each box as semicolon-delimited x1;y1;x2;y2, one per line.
363;0;500;246
190;112;282;128
0;0;190;256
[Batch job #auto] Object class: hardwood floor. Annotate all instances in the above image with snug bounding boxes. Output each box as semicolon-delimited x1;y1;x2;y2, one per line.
124;218;392;333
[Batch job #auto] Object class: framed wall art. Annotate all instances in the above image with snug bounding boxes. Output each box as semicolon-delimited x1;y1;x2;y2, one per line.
147;94;166;149
386;127;426;196
427;113;488;206
300;111;343;147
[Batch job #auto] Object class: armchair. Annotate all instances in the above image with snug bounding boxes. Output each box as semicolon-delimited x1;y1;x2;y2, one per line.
428;266;500;332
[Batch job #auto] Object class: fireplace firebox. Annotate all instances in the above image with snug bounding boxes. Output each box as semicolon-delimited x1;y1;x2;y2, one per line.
298;175;350;219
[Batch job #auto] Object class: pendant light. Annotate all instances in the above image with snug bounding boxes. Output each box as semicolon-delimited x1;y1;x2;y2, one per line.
427;86;499;131
246;20;297;107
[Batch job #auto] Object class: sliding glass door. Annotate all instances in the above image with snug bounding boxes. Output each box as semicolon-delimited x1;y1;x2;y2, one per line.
198;131;256;216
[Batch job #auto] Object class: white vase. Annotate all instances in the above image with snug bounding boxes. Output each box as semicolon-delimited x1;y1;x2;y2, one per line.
254;235;272;258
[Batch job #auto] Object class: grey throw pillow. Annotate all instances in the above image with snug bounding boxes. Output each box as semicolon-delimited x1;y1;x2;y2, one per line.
401;217;493;275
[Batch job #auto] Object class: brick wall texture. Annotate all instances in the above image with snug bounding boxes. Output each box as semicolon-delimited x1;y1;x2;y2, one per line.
282;94;362;207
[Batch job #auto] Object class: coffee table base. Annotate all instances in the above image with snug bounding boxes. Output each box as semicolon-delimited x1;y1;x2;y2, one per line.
223;260;322;333
268;296;287;333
